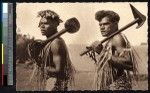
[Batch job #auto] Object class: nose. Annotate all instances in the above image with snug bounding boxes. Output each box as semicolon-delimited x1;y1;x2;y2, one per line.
100;25;105;30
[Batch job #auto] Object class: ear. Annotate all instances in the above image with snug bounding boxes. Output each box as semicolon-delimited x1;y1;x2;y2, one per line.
113;22;118;29
113;21;118;25
54;21;59;27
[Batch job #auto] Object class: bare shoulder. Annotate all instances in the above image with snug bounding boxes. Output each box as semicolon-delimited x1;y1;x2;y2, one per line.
51;38;65;46
50;38;66;53
111;34;127;48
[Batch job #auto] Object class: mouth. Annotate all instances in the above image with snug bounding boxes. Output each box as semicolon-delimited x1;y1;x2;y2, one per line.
41;29;46;31
101;31;106;34
41;30;46;35
101;31;108;36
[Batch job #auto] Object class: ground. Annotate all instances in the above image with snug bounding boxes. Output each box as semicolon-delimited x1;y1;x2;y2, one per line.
16;63;148;91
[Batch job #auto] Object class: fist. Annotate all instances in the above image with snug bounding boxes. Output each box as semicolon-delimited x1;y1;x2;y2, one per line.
86;41;103;54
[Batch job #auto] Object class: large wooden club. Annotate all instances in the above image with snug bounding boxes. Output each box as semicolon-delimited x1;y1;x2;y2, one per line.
40;17;80;45
28;17;80;58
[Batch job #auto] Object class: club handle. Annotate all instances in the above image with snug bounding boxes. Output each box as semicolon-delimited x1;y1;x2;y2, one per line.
80;48;92;56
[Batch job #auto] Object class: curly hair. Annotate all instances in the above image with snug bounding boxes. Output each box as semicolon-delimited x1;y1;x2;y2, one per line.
37;10;63;27
37;10;63;23
95;10;120;23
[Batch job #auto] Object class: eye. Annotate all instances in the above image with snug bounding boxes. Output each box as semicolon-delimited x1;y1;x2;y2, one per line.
103;22;110;25
99;24;102;26
44;22;49;25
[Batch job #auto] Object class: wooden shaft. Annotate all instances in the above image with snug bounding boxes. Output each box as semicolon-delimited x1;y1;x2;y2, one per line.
42;29;66;45
80;18;139;56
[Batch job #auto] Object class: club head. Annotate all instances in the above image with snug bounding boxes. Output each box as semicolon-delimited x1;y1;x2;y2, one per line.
130;4;146;29
65;17;80;33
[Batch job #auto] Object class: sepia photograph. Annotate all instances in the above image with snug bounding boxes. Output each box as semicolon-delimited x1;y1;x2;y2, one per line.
16;2;148;91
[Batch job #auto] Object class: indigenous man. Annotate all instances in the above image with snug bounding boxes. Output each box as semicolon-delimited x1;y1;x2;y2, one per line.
28;10;75;91
87;10;138;90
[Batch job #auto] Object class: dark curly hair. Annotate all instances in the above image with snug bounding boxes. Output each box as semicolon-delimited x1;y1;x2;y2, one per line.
95;10;120;23
37;10;63;27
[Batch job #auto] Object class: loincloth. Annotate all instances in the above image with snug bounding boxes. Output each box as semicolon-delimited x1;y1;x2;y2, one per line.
109;73;132;90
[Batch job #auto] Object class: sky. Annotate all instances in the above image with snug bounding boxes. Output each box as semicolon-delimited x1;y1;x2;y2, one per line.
16;2;148;46
3;3;8;13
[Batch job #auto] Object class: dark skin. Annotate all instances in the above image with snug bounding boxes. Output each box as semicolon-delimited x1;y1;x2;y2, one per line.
39;17;66;75
98;16;133;71
110;34;133;71
46;38;66;74
39;17;58;37
87;16;133;72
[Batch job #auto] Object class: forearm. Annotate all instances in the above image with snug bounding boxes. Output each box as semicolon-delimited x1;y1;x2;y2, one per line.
110;55;133;70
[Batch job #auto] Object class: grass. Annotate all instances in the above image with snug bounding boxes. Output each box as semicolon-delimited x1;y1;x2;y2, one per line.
16;63;148;91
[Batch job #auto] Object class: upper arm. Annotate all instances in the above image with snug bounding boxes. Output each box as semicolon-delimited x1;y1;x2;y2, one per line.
50;39;66;71
111;34;133;70
112;34;127;54
112;34;132;64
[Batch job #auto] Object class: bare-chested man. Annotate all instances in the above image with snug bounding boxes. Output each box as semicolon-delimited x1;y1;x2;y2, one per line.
87;10;138;90
28;10;75;91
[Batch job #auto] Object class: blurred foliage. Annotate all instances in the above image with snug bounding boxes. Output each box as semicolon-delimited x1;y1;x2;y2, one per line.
16;32;35;63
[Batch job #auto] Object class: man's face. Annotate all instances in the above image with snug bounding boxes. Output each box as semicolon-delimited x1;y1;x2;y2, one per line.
39;18;57;36
99;17;117;37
